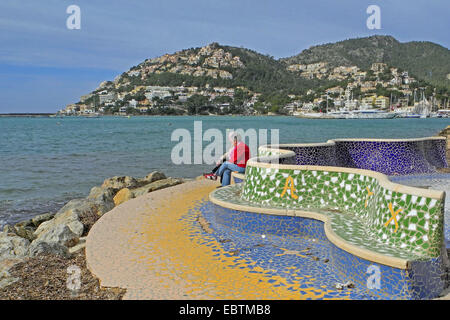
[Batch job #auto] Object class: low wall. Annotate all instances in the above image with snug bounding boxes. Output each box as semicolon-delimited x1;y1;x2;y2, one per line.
259;136;448;175
437;125;450;164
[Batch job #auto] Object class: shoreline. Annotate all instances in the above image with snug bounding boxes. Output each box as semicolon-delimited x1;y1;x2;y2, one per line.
0;170;187;299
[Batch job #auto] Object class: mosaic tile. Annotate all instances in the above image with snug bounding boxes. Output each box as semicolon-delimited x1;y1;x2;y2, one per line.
206;137;448;299
238;166;445;259
259;137;448;175
192;201;445;299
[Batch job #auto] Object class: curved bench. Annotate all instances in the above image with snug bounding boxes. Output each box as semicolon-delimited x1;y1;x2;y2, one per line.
259;136;448;175
210;141;449;299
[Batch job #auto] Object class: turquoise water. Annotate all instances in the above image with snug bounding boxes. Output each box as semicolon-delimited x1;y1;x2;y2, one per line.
0;116;448;226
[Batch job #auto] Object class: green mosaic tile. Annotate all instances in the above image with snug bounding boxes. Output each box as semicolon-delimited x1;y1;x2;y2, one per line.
235;165;445;259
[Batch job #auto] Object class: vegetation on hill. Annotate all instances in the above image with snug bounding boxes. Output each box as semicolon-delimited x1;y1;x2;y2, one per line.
282;35;450;88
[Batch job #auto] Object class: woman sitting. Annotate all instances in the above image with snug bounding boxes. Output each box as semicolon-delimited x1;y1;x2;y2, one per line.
204;132;250;187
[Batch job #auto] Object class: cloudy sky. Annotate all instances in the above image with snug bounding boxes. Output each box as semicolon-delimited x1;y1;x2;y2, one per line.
0;0;448;113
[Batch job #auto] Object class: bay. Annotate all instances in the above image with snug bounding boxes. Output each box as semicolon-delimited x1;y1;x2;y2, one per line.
0;115;448;226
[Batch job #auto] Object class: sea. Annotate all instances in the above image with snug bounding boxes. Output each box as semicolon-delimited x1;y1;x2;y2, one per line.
0;115;448;227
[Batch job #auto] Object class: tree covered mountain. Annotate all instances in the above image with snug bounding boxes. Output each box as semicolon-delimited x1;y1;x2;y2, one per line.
67;35;449;116
281;35;450;88
116;42;323;96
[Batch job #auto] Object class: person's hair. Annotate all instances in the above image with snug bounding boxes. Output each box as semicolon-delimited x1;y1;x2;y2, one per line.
228;131;242;143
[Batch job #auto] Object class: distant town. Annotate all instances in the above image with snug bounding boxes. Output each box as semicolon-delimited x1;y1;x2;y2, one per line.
58;43;450;118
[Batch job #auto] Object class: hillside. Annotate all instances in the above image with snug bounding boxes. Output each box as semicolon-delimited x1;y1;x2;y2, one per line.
281;35;450;88
115;42;322;95
63;36;450;116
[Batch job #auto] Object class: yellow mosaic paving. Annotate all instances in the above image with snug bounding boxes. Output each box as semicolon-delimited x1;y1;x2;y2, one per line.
86;179;349;300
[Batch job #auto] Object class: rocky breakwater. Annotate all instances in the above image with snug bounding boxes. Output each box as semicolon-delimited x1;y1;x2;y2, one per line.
0;171;183;291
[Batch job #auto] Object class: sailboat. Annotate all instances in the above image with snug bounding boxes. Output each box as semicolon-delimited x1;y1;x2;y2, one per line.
414;89;431;118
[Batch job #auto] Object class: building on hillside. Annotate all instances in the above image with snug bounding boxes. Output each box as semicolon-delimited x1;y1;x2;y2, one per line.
99;92;116;104
344;99;359;110
129;99;138;108
371;63;387;73
374;96;390;109
362;95;390;109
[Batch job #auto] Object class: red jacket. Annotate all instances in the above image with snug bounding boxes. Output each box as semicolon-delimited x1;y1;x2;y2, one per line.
228;142;250;168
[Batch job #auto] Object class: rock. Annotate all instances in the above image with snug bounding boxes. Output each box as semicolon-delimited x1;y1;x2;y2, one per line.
14;219;34;229
141;171;166;184
56;198;104;218
45;197;112;237
69;242;86;254
132;178;184;198
2;225;17;236
28;241;70;258
36;211;84;239
13;215;57;241
113;188;134;206
101;176;140;190
33;224;79;248
34;204;85;241
14;225;36;241
86;188;115;216
88;186;115;203
335;281;355;290
0;258;23;289
0;232;30;260
31;213;55;228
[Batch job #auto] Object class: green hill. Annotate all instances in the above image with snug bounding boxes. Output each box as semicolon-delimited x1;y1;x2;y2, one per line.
281;35;450;88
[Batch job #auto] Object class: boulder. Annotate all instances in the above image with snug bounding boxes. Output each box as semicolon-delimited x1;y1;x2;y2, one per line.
33;224;79;248
56;198;105;218
0;232;30;260
69;237;86;254
141;171;166;184
28;241;70;258
35;197;115;240
88;186;115;202
31;213;55;228
101;176;140;190
13;225;36;241
132;178;184;198
0;258;23;289
13;217;49;241
2;225;17;236
113;188;134;206
34;207;84;240
87;187;115;215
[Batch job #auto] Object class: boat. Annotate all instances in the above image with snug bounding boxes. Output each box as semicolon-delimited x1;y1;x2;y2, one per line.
297;112;327;119
345;109;397;119
394;112;422;118
327;105;396;119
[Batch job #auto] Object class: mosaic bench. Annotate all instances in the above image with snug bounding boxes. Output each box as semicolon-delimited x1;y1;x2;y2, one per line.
258;136;448;176
210;147;449;299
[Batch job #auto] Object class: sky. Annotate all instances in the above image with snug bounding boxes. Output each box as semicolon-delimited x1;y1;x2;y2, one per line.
0;0;449;113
